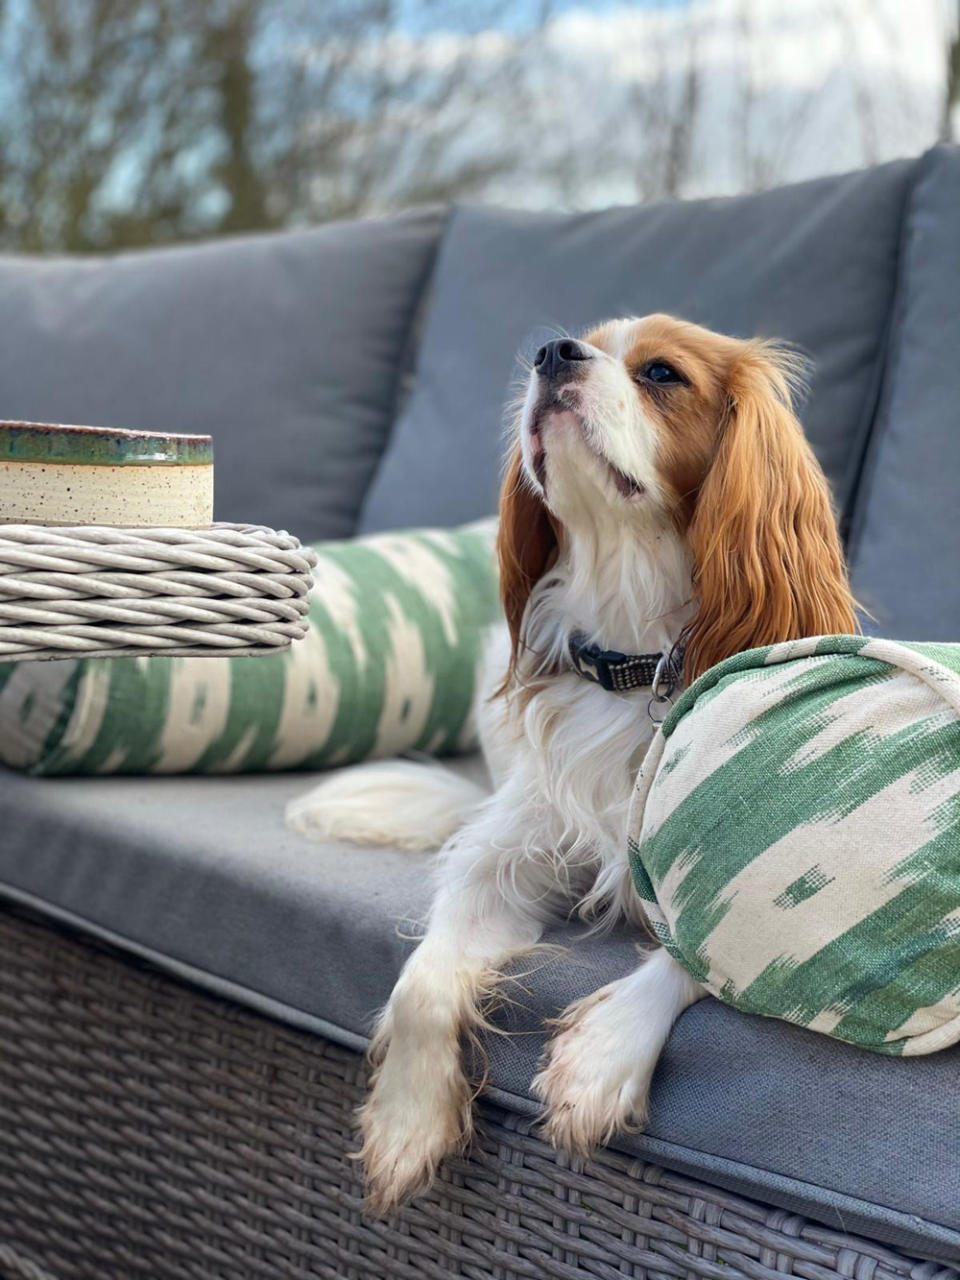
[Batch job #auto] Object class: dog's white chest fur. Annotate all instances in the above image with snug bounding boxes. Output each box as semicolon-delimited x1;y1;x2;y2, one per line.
478;635;657;926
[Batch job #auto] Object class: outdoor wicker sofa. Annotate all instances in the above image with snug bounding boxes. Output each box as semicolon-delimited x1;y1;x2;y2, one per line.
0;144;959;1277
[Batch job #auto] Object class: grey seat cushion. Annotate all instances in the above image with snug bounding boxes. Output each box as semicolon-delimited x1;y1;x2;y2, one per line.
0;209;443;542
360;161;917;534
0;764;957;1263
849;145;960;640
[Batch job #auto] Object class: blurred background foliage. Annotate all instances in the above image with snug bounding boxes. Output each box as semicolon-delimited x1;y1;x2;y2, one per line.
0;0;957;254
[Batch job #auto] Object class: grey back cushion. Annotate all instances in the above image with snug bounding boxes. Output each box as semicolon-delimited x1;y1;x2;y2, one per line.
0;209;443;542
360;162;917;534
849;146;960;640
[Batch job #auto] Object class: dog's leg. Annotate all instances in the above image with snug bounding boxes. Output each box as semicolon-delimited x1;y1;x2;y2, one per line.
533;947;705;1157
359;784;549;1213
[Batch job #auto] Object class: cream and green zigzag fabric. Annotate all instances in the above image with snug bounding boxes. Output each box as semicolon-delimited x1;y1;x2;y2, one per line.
628;634;960;1056
0;519;499;776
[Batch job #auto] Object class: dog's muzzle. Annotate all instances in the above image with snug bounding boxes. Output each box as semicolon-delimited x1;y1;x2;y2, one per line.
534;339;592;382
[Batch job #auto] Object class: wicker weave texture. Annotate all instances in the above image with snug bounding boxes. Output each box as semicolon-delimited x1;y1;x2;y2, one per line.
0;909;954;1280
0;523;316;659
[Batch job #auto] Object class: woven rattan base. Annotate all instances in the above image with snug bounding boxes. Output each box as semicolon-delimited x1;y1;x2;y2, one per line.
0;908;953;1280
0;523;316;660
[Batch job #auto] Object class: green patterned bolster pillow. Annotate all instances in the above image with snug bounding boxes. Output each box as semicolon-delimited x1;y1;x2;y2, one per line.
628;635;960;1057
0;519;499;776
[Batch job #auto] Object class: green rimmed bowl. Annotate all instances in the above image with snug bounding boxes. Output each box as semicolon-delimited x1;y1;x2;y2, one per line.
0;421;214;527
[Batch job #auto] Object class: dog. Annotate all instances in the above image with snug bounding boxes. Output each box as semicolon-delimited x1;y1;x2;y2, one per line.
290;314;857;1212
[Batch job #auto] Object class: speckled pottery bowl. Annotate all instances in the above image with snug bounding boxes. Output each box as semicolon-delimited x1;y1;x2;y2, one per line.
0;421;213;527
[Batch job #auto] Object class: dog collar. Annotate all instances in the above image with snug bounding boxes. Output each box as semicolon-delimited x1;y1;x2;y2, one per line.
568;632;684;697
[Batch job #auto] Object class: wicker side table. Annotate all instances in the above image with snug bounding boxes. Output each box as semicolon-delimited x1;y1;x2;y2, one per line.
0;523;317;661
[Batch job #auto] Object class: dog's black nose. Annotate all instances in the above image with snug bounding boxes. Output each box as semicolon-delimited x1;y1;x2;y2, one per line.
533;338;591;380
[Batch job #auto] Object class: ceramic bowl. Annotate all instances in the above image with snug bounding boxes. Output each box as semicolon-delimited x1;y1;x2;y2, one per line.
0;421;214;527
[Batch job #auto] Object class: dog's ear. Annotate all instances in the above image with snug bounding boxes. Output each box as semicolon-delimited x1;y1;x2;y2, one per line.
683;343;857;684
497;443;558;685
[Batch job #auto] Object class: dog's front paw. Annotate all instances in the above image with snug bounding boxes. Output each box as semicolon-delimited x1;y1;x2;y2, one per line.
532;982;655;1158
358;1043;473;1214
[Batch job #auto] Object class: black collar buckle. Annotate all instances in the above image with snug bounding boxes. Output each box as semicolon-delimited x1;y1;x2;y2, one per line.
568;632;683;697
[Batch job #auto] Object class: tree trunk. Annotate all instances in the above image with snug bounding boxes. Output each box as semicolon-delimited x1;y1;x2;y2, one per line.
212;1;272;233
942;0;960;142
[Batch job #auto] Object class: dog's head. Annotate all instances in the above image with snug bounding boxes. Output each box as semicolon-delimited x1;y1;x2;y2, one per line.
498;314;857;685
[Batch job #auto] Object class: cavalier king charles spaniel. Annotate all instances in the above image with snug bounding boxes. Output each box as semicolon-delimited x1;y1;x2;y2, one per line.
291;314;857;1212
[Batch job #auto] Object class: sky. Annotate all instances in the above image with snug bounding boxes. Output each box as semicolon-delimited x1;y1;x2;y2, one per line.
392;0;692;34
329;0;952;208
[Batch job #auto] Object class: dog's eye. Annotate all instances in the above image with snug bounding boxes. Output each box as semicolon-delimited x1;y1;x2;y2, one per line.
639;361;684;386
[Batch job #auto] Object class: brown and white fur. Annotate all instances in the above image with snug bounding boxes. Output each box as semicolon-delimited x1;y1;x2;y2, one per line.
288;314;857;1213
